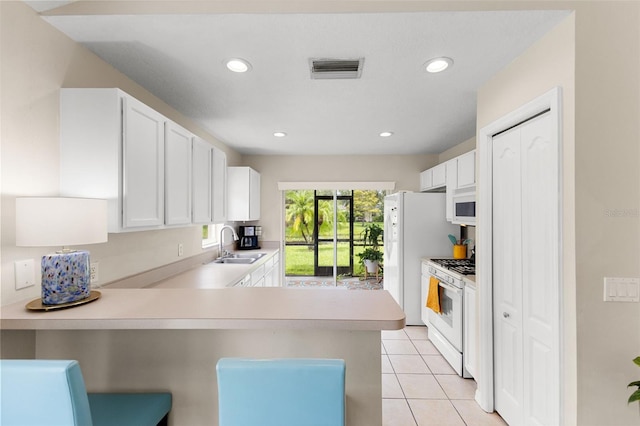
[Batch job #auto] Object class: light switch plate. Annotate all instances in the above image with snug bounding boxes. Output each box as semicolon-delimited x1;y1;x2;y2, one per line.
15;259;36;290
603;277;640;302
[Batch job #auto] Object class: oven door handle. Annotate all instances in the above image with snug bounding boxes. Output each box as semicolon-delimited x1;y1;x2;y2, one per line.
437;280;462;295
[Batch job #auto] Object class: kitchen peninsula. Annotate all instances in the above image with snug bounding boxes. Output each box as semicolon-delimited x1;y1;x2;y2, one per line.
1;277;405;426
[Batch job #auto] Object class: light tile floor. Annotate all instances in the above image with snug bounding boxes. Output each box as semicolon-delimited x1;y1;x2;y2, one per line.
382;326;507;426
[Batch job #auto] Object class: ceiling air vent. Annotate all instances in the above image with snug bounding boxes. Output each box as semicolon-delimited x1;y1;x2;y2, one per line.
309;58;364;79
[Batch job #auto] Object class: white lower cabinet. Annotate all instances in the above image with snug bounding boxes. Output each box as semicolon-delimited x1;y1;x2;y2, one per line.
420;261;430;326
263;255;281;287
463;282;476;378
232;250;280;287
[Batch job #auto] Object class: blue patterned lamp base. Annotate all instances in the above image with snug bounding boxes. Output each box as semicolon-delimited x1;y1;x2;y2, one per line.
41;251;91;305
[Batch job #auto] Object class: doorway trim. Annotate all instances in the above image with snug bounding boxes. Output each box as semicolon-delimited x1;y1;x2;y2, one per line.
476;87;563;417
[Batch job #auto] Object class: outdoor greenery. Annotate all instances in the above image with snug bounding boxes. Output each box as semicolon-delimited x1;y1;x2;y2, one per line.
356;223;384;272
284;189;385;276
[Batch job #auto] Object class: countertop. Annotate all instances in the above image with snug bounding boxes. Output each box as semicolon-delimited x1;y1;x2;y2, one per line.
147;248;280;289
2;247;405;331
0;287;406;331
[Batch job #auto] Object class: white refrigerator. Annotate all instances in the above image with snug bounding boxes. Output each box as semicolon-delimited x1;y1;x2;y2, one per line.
384;192;459;325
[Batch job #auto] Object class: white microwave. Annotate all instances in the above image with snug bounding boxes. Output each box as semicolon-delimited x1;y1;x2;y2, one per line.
452;192;476;225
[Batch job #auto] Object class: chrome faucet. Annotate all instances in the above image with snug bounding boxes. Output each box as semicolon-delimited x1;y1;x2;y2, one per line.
219;225;239;258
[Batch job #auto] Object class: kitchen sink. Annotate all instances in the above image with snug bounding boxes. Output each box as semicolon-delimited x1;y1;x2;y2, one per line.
228;253;266;260
212;258;256;264
211;253;267;264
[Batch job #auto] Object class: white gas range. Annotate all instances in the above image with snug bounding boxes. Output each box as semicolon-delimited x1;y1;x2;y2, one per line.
425;258;475;378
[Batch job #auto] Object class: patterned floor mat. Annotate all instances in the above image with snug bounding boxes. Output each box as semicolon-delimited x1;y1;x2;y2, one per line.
286;277;383;290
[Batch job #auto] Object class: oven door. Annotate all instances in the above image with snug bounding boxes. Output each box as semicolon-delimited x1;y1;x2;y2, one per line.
427;279;463;351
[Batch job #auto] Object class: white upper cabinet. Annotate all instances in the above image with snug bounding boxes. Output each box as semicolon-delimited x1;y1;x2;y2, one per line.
60;88;168;232
445;159;458;221
165;121;192;226
212;147;228;224
191;137;213;224
121;95;166;228
431;163;446;188
192;140;228;225
419;163;446;192
456;150;476;189
59;88;226;232
228;167;260;221
419;169;433;191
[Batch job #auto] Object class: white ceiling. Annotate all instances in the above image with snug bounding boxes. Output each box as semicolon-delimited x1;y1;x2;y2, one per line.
30;3;569;155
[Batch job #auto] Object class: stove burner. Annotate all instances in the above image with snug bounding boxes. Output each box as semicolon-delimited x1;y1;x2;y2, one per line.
430;258;475;275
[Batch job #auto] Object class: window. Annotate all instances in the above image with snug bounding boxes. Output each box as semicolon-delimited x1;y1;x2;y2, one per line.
202;224;223;248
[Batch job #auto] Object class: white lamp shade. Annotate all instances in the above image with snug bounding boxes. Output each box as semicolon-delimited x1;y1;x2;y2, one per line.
16;197;108;247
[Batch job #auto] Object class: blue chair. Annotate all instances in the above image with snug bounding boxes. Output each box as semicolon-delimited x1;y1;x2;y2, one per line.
216;358;345;426
0;359;171;426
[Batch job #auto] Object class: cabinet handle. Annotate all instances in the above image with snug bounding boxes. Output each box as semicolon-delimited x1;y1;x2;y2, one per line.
503;312;510;318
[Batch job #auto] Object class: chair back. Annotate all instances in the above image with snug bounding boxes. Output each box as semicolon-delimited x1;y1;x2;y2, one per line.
217;358;345;426
1;360;93;426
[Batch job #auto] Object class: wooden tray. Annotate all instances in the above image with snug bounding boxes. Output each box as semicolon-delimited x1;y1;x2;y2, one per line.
26;291;101;311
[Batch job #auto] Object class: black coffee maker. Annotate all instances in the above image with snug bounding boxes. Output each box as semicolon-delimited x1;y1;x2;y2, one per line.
238;226;261;250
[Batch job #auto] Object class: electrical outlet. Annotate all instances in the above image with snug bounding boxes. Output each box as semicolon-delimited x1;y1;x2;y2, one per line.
178;243;184;257
15;259;35;290
90;262;99;283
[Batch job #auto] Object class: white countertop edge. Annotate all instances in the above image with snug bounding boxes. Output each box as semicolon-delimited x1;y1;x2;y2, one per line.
0;318;406;331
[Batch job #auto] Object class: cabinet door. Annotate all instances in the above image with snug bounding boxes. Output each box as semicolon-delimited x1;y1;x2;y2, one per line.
122;96;165;228
419;169;432;191
165;122;192;225
420;273;429;326
445;159;457;221
457;150;476;188
212;147;227;224
463;284;476;378
249;168;261;220
272;261;280;286
432;163;446;188
192;138;213;224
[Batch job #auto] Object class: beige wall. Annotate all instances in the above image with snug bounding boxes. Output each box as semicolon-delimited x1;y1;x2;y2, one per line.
438;136;476;163
478;3;640;424
243;154;438;242
0;2;242;305
2;1;640;424
572;3;640;424
478;13;578;424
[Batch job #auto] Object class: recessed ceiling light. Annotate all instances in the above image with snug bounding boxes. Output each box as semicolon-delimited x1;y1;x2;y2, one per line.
425;57;453;73
379;131;393;137
273;132;287;138
226;58;251;73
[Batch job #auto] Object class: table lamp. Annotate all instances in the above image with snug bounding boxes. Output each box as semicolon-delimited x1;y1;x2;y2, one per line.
16;197;108;305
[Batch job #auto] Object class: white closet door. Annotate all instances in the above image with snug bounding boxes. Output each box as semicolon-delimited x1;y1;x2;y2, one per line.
493;111;558;426
492;125;524;426
520;112;559;425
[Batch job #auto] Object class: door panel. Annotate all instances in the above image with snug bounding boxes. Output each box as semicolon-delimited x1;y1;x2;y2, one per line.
314;195;353;277
493;111;558;426
122;96;165;228
492;125;523;426
520;112;558;426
